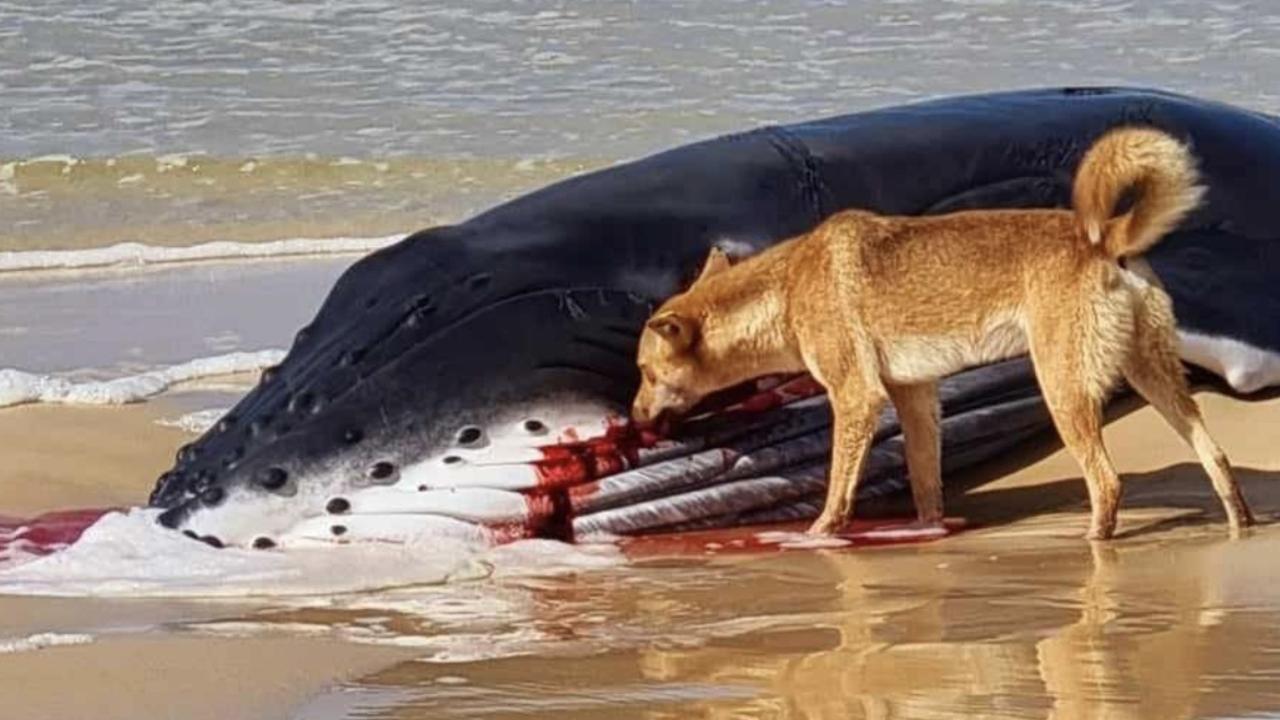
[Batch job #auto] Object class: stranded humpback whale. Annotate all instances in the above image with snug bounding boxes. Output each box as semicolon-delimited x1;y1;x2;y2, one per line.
146;87;1280;550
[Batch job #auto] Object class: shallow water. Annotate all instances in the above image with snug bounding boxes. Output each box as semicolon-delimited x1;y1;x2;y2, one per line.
337;529;1280;719
8;513;1280;719
0;257;347;373
6;0;1280;250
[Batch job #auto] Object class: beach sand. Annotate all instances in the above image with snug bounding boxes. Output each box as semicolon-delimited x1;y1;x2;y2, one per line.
0;403;184;515
0;387;1277;719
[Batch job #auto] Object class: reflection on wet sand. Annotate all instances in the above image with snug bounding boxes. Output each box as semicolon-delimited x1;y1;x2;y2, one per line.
1036;535;1280;720
338;520;1280;719
339;392;1280;720
587;527;1280;719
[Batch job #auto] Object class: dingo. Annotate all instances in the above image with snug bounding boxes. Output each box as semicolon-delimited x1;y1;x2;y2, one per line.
632;127;1254;539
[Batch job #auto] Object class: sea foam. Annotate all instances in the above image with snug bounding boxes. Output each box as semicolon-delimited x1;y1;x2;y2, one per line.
0;350;283;409
155;407;232;434
0;632;95;654
0;508;620;598
0;236;399;273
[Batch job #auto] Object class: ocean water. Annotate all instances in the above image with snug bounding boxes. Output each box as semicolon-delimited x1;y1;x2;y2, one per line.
7;0;1280;160
4;0;1280;251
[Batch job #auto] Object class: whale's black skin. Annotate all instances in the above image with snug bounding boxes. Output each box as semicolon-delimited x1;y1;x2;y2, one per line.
149;87;1280;546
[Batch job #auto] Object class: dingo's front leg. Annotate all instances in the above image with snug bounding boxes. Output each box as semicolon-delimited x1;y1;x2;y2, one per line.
809;380;885;535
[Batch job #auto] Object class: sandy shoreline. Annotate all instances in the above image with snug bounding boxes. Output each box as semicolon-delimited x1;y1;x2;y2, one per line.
0;387;1277;719
11;387;1273;526
0;403;184;515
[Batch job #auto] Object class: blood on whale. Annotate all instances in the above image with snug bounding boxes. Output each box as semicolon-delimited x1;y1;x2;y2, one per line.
519;374;830;542
521;418;656;542
529;374;826;493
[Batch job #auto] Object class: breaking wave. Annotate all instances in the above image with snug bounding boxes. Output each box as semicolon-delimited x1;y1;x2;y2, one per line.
0;350;283;409
0;153;602;257
0;237;398;273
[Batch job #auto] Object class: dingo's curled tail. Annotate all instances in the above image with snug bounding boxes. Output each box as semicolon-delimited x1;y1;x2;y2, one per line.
1072;127;1205;259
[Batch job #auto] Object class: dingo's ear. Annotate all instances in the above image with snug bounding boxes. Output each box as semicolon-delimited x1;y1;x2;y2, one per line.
695;247;732;283
646;311;698;351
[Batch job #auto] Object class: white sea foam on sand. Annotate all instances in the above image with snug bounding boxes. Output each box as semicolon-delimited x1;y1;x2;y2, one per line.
0;508;487;597
0;508;622;599
0;350;284;409
0;236;399;273
155;407;232;434
0;632;94;654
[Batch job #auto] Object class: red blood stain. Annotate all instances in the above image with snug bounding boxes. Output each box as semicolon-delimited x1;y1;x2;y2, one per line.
531;376;822;492
0;507;117;559
565;479;602;503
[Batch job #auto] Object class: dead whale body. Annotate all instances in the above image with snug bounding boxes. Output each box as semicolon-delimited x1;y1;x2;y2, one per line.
147;87;1280;549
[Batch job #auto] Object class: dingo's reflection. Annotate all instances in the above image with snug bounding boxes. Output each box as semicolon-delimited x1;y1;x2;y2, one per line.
626;522;1280;719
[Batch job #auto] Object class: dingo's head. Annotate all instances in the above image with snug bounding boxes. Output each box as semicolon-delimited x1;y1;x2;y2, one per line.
631;247;737;425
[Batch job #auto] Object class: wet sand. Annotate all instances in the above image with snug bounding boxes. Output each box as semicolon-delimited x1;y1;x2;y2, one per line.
1;388;1277;719
0;632;417;720
0;403;183;514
